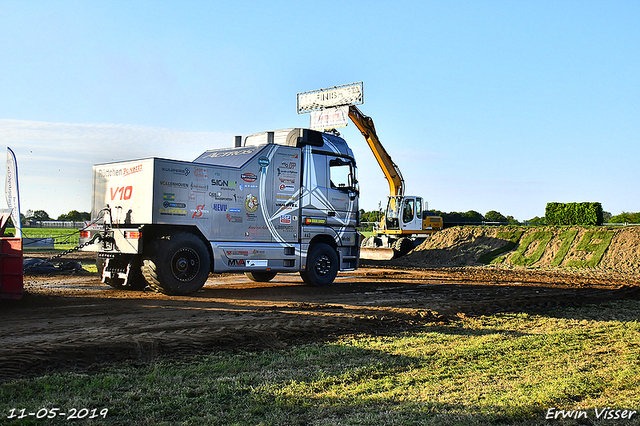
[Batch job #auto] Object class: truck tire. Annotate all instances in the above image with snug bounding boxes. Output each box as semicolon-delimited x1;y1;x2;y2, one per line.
97;256;146;290
244;271;278;282
300;243;338;287
141;233;211;295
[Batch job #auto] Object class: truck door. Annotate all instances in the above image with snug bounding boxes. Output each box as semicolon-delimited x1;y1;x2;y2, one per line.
328;157;358;218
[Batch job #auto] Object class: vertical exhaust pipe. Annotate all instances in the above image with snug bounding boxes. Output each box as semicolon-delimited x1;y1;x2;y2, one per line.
234;136;242;147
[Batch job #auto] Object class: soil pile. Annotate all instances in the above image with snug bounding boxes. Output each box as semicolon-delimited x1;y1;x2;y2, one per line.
392;226;640;277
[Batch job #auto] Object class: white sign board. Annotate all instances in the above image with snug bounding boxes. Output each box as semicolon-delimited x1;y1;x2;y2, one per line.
297;82;363;113
309;106;349;131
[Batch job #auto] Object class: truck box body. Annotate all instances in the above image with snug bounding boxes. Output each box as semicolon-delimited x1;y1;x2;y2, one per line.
84;128;360;291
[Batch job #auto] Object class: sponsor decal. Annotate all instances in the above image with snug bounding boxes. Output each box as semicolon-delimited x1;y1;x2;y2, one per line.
225;249;266;259
161;181;189;188
241;172;257;182
245;194;259;213
276;224;295;231
209;192;236;202
258;157;270;167
226;249;250;257
191;205;209;218
226;214;243;223
163;201;186;208
240;184;258;191
227;259;266;267
229;208;241;213
163;193;175;201
159;208;187;216
304;217;327;225
280;161;297;169
123;164;143;176
247;225;268;235
162;167;190;176
212;203;228;212
245;213;257;221
279;177;296;184
277;168;297;176
279;183;295;192
211;179;237;189
276;201;298;208
194;167;208;179
275;194;298;200
205;148;255;159
97;167;123;178
280;215;292;224
190;182;208;192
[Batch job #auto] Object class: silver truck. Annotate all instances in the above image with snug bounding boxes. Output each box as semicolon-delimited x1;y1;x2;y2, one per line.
81;128;360;295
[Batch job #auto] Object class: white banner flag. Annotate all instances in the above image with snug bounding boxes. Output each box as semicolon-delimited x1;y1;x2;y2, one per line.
310;106;350;131
5;147;21;236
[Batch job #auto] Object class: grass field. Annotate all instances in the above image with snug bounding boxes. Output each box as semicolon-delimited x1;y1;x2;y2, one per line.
3;227;81;250
2;300;638;425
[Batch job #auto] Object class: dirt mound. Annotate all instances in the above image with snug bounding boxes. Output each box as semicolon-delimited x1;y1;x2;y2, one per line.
392;226;640;277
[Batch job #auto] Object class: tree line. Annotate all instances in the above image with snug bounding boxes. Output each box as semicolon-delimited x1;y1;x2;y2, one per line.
360;209;640;226
14;209;91;226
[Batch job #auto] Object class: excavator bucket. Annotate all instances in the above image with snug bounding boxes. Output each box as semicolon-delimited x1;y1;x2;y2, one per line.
359;246;396;260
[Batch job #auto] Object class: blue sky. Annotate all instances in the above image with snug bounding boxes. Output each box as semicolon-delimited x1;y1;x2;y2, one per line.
1;0;638;220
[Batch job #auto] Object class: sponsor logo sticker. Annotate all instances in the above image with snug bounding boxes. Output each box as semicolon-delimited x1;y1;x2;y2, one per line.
241;173;257;182
226;214;243;223
280;215;292;224
245;194;259;213
212;203;228;211
191;205;209;218
162;167;190;176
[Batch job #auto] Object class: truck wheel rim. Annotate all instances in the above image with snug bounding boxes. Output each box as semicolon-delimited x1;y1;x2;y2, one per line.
171;248;200;282
315;254;331;276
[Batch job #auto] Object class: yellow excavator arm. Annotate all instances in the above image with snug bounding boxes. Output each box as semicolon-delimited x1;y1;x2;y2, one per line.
348;105;405;197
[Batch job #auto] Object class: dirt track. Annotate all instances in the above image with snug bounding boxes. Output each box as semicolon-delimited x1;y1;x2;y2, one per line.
1;254;639;382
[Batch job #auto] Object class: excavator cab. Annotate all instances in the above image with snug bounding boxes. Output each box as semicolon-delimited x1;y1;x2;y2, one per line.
384;196;424;233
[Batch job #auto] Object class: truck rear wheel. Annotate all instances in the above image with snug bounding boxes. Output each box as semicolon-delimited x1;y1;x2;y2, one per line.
141;233;211;295
244;271;277;282
300;243;338;287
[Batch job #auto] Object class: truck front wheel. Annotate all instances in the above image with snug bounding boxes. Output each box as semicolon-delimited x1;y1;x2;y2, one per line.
300;243;338;287
142;233;211;295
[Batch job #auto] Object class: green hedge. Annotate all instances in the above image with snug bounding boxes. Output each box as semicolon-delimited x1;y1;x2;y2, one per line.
545;202;603;226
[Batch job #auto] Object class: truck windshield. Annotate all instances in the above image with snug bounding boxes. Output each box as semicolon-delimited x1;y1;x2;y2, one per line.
385;196;402;230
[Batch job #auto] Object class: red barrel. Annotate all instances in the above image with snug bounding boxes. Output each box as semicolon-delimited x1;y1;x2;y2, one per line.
0;237;23;300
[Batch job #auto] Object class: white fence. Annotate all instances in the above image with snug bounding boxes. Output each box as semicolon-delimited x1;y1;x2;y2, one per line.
27;221;88;228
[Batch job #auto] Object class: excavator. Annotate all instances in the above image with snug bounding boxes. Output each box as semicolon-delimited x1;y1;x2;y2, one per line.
348;105;443;259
